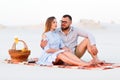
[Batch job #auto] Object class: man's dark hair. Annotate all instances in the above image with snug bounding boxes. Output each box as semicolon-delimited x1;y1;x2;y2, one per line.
63;14;72;21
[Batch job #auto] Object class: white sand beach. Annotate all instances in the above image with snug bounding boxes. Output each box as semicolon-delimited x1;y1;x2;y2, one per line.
0;23;120;80
0;0;120;79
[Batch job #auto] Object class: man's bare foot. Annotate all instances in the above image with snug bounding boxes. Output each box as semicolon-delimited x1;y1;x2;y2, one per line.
90;59;105;65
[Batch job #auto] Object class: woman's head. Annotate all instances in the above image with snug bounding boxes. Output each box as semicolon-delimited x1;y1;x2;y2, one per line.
44;16;57;32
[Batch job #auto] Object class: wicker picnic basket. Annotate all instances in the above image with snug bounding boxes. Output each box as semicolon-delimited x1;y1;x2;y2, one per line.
9;40;30;62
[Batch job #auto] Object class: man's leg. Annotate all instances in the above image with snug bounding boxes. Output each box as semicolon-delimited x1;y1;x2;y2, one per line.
75;38;88;58
75;38;98;58
75;38;103;63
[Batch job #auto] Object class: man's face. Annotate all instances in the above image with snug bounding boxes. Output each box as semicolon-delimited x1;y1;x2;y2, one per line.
60;17;72;30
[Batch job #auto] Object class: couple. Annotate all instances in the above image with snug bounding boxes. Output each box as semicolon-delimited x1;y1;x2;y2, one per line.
37;14;103;66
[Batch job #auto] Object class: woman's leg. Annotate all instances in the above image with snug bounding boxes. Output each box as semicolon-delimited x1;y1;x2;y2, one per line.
63;51;87;63
57;53;90;66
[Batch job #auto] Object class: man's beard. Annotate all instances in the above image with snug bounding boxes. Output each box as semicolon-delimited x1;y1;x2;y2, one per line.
61;26;70;30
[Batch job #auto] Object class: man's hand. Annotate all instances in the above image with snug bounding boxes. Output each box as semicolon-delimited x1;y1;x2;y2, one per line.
90;45;98;55
40;40;48;49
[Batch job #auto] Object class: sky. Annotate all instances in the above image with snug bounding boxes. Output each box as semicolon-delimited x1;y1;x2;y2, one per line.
0;0;120;27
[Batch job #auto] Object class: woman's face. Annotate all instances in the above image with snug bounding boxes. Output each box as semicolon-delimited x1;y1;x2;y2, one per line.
51;19;57;30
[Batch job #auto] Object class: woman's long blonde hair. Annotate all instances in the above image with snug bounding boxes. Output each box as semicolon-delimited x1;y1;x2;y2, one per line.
44;16;56;33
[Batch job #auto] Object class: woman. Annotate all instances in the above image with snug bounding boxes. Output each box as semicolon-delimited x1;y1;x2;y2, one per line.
37;16;91;66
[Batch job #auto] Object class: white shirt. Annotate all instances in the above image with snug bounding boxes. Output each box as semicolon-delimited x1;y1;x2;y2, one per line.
56;26;96;52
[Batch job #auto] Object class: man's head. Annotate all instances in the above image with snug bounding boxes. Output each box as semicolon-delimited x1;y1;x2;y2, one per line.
61;14;72;30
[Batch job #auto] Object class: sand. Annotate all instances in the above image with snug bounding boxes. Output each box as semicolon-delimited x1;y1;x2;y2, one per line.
0;22;120;80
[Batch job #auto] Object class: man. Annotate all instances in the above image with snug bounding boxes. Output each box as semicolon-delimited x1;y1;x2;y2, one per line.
41;14;102;64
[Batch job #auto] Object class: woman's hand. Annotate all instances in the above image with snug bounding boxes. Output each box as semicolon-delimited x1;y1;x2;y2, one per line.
40;34;48;49
40;40;48;49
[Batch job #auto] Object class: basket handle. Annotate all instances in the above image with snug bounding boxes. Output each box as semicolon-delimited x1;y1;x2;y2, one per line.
11;40;28;50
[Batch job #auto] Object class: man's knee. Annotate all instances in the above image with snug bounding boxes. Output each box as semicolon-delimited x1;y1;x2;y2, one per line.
83;38;89;43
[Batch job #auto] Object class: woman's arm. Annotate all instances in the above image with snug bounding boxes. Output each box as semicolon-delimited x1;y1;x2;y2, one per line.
61;47;72;52
46;48;59;53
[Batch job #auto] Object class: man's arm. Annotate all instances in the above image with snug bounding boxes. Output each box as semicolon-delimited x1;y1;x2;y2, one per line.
76;27;96;45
